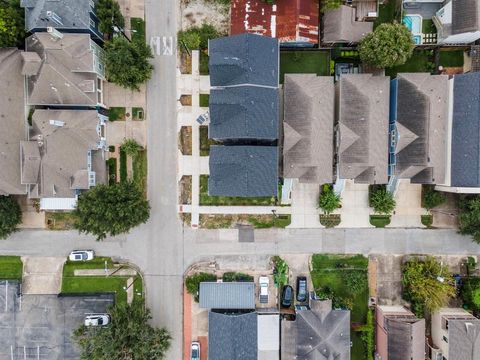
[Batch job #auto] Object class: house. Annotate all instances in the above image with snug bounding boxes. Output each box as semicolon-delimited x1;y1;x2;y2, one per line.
430;308;480;360
433;0;480;44
230;0;319;47
0;49;27;196
20;0;103;43
209;86;279;142
21;109;107;210
281;298;351;359
24;32;105;107
257;313;280;360
208;33;279;88
283;74;334;184
323;5;373;44
199;282;256;310
436;72;480;193
375;305;426;360
388;73;449;185
209;312;258;360
208;146;278;197
337;74;390;184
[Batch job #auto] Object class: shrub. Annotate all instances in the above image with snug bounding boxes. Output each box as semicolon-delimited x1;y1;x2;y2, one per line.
458;196;480;243
121;139;142;157
318;184;341;215
272;256;288;288
342;271;367;295
178;31;201;51
0;196;22;239
222;272;254;282
359;310;374;360
185;272;217;302
422;185;446;210
369;185;396;215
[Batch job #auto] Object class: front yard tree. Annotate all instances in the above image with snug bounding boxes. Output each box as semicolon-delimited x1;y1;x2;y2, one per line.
402;256;455;315
0;196;21;239
74;299;171;359
105;37;154;91
0;0;25;48
458;196;480;243
74;181;150;240
319;184;341;215
370;186;396;215
96;0;125;39
358;23;414;68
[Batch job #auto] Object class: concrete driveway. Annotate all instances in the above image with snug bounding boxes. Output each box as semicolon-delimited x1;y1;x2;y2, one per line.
338;180;373;228
288;181;322;229
22;257;65;295
388;180;424;228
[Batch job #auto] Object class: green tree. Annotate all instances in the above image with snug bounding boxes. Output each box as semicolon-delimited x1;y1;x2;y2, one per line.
121;138;142;156
105;37;153;91
358;23;414;68
73;181;150;240
458;196;480;243
96;0;125;39
422;185;446;210
185;272;217;301
370;186;396;215
0;196;21;239
322;0;342;12
74;299;171;359
319;184;341;215
177;30;201;51
402;256;455;315
0;0;25;48
357;309;374;360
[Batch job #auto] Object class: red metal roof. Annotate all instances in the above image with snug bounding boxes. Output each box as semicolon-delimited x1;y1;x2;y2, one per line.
230;0;319;45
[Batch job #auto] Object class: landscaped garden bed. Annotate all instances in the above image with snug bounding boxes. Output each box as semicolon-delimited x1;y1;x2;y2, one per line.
319;214;341;228
310;254;370;360
108;107;126;121
199;94;209;107
421;214;433;228
179;175;192;205
199;126;219;156
132;107;144;120
46;211;78;230
179;126;192;155
199;214;291;229
370;215;391;228
106;158;117;185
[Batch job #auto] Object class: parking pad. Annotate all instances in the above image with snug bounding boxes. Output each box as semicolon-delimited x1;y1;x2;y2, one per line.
0;280;114;359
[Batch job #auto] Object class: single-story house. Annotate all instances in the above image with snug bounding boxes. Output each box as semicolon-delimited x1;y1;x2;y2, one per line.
323;5;373;44
200;282;256;310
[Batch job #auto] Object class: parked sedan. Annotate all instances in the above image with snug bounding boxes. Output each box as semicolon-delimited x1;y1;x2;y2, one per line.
84;314;110;326
296;276;308;302
281;285;293;308
69;250;94;261
191;341;200;360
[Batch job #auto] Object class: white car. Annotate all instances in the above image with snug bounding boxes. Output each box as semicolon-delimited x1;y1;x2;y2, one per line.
259;276;269;304
190;341;200;360
84;314;110;327
69;250;95;261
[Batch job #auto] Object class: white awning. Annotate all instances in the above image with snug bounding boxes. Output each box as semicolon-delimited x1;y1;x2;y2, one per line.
40;197;77;211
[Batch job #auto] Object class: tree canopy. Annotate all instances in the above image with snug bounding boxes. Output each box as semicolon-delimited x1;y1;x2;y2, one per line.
0;0;25;48
458;196;480;243
0;196;22;239
319;184;341;215
358;23;414;68
402;256;455;316
369;186;396;215
74;299;171;360
73;181;150;240
105;36;153;91
422;185;446;210
322;0;342;12
96;0;125;39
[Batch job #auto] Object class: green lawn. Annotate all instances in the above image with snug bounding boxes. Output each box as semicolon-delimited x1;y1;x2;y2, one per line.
310;254;369;359
130;18;145;43
199;94;210;108
248;215;291;228
386;50;434;77
199;126;219;156
374;0;399;28
133;150;147;194
108;107;126;121
46;212;78;230
200;175;277;206
439;50;464;67
0;256;23;280
370;215;391;228
280;51;330;84
62;258;143;305
200;51;209;75
422;19;436;34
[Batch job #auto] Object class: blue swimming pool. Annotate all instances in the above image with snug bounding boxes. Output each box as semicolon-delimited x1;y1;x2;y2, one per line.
403;14;422;35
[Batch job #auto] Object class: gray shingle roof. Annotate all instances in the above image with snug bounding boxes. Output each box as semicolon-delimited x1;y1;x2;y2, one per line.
199;282;255;309
0;49;27;196
209;146;278;197
21;0;96;33
25;109;106;198
282;299;350;359
209;312;258;360
451;72;480;187
448;318;480;360
338;74;390;184
209;86;279;141
209;33;279;87
323;5;373;44
452;0;480;35
25;33;101;106
385;317;425;360
393;73;449;184
283;74;334;184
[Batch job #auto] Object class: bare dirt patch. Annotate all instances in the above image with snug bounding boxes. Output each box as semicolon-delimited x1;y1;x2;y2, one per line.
180;95;192;106
179;176;193;205
179;52;193;74
199;214;291;229
179;126;193;155
180;0;230;34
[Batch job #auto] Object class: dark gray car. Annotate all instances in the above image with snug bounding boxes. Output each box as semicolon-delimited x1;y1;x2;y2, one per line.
296;276;307;302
